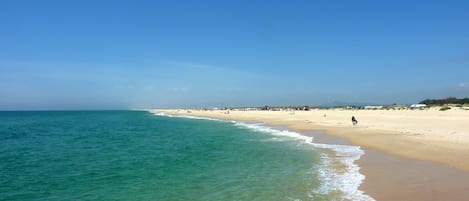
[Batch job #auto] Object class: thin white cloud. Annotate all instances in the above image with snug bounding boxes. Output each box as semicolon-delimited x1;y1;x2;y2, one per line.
458;82;468;88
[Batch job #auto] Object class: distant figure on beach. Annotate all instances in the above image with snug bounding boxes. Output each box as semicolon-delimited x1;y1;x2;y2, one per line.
352;116;358;125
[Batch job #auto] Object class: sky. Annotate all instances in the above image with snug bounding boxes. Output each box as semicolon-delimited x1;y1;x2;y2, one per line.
1;0;469;110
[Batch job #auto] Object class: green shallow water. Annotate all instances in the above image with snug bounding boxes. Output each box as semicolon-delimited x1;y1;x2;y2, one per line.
0;111;349;200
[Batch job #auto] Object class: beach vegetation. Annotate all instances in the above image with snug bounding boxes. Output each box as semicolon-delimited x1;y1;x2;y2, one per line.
420;97;469;105
439;106;451;111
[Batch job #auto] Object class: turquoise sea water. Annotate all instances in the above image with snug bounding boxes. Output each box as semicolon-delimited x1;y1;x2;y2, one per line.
0;111;372;201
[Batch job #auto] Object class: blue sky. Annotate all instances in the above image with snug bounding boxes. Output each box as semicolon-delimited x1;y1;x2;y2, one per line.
1;0;469;110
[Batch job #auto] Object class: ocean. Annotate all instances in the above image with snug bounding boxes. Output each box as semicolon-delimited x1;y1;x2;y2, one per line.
0;111;373;201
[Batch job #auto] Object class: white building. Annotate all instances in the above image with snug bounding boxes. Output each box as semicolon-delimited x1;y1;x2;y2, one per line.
410;104;427;108
364;105;384;109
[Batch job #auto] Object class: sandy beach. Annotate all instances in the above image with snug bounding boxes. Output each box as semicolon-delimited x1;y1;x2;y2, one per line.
154;108;469;201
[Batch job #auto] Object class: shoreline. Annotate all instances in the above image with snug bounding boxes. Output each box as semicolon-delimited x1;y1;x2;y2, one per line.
299;129;469;201
152;111;373;200
154;109;469;201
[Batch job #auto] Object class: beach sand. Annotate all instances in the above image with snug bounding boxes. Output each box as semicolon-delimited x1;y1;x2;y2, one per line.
305;129;469;201
155;108;469;201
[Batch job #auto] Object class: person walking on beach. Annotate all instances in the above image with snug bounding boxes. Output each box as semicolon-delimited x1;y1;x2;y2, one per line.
351;116;358;125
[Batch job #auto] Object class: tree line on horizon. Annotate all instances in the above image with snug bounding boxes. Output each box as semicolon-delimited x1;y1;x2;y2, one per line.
419;97;469;105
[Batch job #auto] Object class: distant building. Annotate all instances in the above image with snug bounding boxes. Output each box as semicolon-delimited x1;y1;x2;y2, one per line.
296;106;311;111
410;104;427;108
364;105;384;109
261;105;270;110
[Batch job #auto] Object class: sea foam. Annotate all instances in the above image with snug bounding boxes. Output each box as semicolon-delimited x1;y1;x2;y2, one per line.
151;111;375;201
232;122;374;201
151;111;174;117
152;111;222;121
